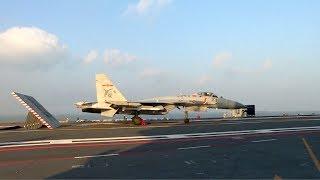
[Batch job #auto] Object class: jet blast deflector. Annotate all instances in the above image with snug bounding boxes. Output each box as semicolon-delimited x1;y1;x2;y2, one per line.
11;92;61;129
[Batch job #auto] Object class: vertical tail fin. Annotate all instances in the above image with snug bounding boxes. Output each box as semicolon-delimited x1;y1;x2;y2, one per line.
96;74;127;103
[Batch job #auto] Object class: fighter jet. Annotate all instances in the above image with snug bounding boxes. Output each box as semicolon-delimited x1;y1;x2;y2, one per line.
75;74;250;125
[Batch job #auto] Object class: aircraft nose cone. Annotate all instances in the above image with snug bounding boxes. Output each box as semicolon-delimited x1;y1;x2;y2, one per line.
217;98;246;109
234;102;245;109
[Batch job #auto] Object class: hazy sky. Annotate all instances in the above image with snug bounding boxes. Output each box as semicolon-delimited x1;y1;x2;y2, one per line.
0;0;319;117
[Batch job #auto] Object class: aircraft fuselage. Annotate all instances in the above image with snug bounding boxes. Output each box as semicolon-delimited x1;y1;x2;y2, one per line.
78;94;245;116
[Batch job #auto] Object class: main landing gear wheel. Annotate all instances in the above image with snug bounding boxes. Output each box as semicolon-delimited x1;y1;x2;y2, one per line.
132;115;147;126
184;119;190;124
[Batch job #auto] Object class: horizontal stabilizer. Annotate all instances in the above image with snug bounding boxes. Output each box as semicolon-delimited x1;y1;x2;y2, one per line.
11;92;61;129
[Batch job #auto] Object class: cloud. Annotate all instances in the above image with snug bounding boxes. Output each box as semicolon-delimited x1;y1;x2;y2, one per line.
124;0;172;16
213;52;232;67
83;50;98;64
0;26;67;67
103;49;137;66
262;59;272;70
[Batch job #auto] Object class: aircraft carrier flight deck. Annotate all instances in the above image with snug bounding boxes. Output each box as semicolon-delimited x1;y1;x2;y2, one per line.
1;115;320;179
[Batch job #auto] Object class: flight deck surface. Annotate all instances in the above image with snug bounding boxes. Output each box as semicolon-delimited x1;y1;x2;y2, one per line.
1;116;320;178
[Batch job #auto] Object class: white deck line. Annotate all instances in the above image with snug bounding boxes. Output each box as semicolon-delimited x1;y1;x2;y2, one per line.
0;126;320;148
251;139;277;143
74;153;119;159
178;145;211;150
1;117;319;134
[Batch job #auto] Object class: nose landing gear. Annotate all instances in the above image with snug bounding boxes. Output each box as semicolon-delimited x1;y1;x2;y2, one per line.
184;111;190;124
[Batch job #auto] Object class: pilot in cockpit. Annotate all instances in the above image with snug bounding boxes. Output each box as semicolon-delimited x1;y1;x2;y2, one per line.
197;92;218;97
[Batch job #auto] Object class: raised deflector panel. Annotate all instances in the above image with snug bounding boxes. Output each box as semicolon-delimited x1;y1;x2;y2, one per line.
11;92;61;129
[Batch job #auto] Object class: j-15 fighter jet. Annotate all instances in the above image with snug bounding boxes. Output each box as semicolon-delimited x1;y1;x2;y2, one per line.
75;74;253;125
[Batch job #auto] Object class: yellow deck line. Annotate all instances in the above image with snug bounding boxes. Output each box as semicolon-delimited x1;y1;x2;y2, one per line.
274;174;282;180
302;138;320;172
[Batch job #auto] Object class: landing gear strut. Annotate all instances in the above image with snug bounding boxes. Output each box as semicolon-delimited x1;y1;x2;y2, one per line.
131;115;147;126
184;111;190;124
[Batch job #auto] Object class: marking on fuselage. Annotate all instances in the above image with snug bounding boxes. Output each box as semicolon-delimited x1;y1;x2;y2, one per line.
104;89;113;98
102;84;113;87
203;98;207;104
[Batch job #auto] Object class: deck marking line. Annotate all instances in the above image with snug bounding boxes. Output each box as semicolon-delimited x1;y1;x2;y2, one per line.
302;138;320;172
2;126;320;149
50;140;73;144
178;145;210;150
71;165;85;168
1;117;320;134
166;134;186;139
184;161;192;165
251;139;277;143
74;153;119;159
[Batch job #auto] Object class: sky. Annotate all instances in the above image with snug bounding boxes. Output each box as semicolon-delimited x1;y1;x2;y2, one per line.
0;0;320;118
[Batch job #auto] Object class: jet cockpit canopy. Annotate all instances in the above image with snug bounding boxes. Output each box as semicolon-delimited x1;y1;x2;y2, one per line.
197;92;218;97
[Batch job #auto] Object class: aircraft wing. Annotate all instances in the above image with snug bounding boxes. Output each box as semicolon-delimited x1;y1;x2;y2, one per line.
136;97;209;106
109;99;206;107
